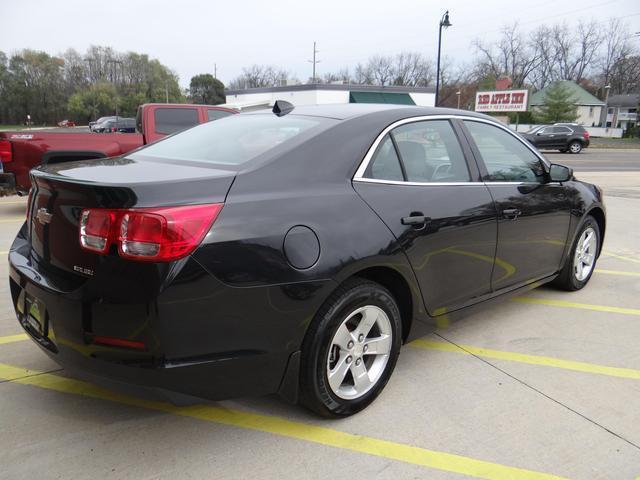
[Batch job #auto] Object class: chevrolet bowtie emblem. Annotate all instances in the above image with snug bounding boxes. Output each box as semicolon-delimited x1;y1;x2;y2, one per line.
36;208;52;225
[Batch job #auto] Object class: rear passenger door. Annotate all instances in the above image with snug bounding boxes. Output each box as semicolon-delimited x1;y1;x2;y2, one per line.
353;118;498;315
461;120;571;290
550;126;572;148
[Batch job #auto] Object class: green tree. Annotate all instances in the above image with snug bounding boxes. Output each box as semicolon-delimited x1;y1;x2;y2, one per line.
67;82;118;121
536;82;579;123
189;74;225;104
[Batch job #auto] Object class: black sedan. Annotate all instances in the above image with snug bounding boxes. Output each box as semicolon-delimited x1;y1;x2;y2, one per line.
9;103;605;417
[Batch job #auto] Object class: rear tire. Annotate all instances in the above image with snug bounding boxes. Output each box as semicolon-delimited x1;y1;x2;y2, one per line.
568;141;582;154
552;216;600;291
299;278;402;417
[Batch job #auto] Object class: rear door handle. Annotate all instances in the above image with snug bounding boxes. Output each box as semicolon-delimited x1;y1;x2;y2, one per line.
502;208;522;220
401;214;429;226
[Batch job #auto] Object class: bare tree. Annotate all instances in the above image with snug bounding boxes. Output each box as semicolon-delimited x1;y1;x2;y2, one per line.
551;21;601;83
597;18;635;88
474;23;541;87
322;68;352;84
366;55;395;86
228;64;291;89
529;25;556;89
391;52;434;86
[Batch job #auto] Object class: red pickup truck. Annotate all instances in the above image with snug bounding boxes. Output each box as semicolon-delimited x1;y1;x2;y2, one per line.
0;103;237;195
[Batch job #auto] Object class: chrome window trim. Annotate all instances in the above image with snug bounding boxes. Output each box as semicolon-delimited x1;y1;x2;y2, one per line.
353;114;550;184
353;178;485;187
353;178;542;187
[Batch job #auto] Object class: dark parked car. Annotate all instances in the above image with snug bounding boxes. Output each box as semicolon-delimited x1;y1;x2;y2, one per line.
93;117;136;133
8;103;605;417
521;123;590;153
89;116;116;132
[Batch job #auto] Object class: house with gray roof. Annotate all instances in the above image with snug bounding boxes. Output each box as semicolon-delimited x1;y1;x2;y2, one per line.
605;93;638;132
530;80;605;127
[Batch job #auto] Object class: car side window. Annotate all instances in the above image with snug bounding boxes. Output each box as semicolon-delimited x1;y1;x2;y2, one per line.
552;126;572;134
154;108;199;135
464;120;546;183
391;120;470;182
364;135;404;181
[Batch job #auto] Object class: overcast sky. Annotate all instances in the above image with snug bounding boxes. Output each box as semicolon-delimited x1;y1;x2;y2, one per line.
3;0;640;87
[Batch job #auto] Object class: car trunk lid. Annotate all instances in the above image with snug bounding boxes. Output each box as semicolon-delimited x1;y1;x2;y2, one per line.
27;156;235;276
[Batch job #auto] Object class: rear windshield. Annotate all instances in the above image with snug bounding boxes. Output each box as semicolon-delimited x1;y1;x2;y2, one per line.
129;114;334;166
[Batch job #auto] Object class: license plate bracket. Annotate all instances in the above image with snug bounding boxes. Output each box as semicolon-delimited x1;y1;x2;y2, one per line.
23;293;47;337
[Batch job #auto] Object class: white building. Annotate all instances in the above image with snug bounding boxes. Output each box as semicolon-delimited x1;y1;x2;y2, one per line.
529;80;605;127
605;94;638;132
222;83;435;111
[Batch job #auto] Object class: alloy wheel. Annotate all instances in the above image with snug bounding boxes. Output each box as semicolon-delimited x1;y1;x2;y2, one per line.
573;226;597;281
326;305;392;400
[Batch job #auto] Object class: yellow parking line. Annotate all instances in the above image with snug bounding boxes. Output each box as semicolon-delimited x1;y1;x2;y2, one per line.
0;217;23;223
0;334;27;345
602;252;640;265
0;200;26;205
0;251;7;255
0;363;565;480
513;297;640;316
595;269;640;277
411;340;640;380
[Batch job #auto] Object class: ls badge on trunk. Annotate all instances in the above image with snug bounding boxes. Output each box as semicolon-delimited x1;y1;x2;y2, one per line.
36;208;52;225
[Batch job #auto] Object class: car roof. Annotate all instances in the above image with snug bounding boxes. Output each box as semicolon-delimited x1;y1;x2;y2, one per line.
243;103;492;121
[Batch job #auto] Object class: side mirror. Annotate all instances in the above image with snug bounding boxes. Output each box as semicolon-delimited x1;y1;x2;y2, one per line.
549;164;573;182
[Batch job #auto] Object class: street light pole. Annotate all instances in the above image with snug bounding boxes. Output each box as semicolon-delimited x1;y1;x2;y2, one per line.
435;10;452;107
456;90;461;109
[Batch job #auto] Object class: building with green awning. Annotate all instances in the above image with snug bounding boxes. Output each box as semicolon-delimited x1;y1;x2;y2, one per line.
223;83;434;111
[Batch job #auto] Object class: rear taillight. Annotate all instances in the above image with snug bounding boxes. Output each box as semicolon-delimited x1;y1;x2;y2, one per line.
79;204;223;262
80;209;115;253
0;140;12;163
583;131;590;140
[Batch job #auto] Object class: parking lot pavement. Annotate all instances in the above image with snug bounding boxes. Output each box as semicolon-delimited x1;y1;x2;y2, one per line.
1;173;640;480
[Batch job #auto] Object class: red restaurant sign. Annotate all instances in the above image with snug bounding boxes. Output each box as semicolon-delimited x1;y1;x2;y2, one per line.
474;89;529;112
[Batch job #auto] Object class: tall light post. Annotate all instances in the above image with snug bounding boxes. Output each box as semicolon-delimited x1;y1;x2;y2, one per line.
456;90;461;109
435;10;452;107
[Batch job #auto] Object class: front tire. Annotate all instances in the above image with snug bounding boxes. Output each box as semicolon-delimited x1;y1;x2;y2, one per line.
299;278;402;417
568;141;583;154
553;216;600;291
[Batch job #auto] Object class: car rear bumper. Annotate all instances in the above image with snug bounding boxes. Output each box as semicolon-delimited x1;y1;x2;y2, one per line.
8;231;334;402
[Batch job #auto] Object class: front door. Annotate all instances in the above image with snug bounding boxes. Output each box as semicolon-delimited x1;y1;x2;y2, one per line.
534;126;557;149
353;119;497;315
462;120;572;290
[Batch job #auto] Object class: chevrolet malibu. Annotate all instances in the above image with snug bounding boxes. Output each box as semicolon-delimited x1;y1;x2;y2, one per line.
9;103;605;417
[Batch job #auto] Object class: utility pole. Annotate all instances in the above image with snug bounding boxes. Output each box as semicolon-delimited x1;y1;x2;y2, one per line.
165;81;169;103
308;41;320;83
214;63;217;78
